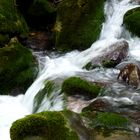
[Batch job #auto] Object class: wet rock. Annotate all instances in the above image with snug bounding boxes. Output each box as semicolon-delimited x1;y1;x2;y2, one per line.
84;40;129;69
82;98;112;112
123;7;140;37
117;63;140;87
26;31;54;50
94;130;140;140
133;0;140;4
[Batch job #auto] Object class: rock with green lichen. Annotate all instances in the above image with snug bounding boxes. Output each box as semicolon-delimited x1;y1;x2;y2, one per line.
10;111;79;140
81;111;129;137
0;38;38;95
54;0;105;51
61;77;101;99
123;7;140;37
0;0;28;37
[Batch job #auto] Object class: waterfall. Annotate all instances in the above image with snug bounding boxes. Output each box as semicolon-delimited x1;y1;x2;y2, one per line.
0;0;140;140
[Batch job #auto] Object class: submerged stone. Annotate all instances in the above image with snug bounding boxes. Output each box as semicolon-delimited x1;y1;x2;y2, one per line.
117;63;140;88
83;40;129;69
81;111;129;137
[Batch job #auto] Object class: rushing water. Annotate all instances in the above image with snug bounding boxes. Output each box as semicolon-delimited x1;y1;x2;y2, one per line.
0;0;140;139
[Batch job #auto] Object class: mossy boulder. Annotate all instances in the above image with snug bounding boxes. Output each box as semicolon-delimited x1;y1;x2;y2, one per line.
0;38;38;95
81;111;129;136
16;0;56;28
10;111;79;140
62;77;101;99
123;7;140;37
0;0;28;38
54;0;105;51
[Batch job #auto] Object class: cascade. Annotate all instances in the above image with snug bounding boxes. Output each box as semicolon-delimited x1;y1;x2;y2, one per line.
0;0;140;139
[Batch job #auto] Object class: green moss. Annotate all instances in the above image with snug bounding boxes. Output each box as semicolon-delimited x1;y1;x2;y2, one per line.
55;0;105;52
82;111;129;136
92;112;129;129
0;0;28;35
10;111;79;140
62;77;101;98
0;38;37;94
102;59;118;68
0;34;9;46
83;62;100;70
28;0;56;16
123;7;140;37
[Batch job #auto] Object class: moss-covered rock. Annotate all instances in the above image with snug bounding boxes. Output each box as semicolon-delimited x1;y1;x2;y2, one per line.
55;0;105;51
0;0;28;36
81;111;129;136
62;77;101;99
10;111;79;140
123;7;140;37
0;38;38;95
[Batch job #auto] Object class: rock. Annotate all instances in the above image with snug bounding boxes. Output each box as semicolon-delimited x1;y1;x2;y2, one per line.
61;76;101;99
10;111;79;140
82;98;112;112
133;0;140;4
117;63;140;87
83;40;129;69
26;31;54;50
54;0;105;51
123;7;140;37
0;38;38;95
0;0;28;38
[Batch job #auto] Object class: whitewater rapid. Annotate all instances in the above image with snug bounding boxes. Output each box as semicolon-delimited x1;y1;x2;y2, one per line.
0;0;140;139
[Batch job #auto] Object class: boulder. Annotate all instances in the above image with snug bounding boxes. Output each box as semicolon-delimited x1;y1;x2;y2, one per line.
84;40;129;69
0;0;28;41
117;63;140;87
10;111;79;140
0;38;38;95
61;76;101;99
123;7;140;37
54;0;105;51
